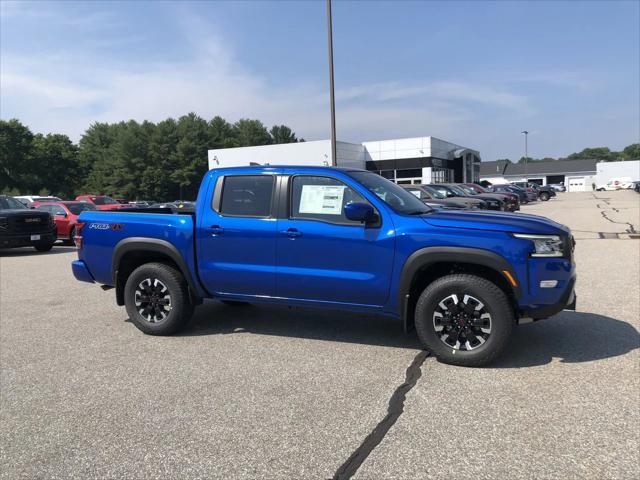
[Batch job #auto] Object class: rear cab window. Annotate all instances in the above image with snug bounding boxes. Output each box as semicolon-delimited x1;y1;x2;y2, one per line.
215;175;275;217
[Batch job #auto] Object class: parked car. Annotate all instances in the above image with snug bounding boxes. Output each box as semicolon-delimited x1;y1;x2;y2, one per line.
485;184;529;204
32;201;97;245
425;184;488;209
454;183;516;211
128;201;156;208
14;195;62;206
75;195;125;211
548;183;566;192
0;195;57;251
512;182;556;201
432;184;504;210
71;166;577;367
462;183;520;211
401;185;467;210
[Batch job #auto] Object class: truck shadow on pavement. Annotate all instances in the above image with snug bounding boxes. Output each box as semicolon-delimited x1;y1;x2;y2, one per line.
179;301;422;350
178;303;638;365
491;311;639;368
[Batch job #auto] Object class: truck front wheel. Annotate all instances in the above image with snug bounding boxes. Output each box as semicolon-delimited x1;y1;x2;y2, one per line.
124;262;194;335
414;274;513;367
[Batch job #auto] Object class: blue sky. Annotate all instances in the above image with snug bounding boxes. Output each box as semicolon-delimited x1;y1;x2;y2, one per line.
1;0;638;160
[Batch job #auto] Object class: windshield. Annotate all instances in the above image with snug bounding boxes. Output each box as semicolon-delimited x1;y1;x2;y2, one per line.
92;196;119;205
422;185;446;199
348;172;431;214
0;196;27;209
429;185;456;198
446;185;469;196
457;185;478;195
65;202;97;215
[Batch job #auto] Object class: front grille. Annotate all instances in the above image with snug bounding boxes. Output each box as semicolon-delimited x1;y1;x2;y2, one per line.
10;216;51;234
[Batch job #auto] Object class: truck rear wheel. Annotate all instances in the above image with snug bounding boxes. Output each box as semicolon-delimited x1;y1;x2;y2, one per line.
124;262;194;335
414;274;513;367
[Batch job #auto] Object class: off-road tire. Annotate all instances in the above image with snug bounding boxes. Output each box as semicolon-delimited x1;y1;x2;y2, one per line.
414;274;513;367
34;241;54;252
124;262;194;335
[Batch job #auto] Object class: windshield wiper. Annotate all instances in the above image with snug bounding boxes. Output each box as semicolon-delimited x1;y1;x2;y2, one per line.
406;209;433;215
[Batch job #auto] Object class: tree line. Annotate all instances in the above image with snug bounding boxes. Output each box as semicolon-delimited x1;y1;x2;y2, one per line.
497;144;640;165
0;114;301;201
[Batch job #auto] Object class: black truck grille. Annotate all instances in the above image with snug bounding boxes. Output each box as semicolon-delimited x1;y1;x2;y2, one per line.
9;215;51;234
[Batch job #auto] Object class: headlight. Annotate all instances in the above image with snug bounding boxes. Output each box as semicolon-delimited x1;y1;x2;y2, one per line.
513;233;564;257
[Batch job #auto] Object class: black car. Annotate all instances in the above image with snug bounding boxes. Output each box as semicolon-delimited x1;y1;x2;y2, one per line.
0;195;57;251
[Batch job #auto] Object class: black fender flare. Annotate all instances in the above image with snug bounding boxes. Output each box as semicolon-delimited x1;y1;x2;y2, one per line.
398;246;521;332
112;237;203;305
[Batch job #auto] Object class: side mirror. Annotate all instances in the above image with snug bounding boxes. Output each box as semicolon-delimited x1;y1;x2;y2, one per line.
344;202;376;223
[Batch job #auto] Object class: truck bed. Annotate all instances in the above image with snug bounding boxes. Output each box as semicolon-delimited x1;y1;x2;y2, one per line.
77;210;197;288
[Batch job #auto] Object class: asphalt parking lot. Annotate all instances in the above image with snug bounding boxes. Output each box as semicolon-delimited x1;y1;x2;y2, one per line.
1;191;638;479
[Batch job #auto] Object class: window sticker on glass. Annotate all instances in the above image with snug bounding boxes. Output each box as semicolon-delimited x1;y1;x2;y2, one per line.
299;185;345;215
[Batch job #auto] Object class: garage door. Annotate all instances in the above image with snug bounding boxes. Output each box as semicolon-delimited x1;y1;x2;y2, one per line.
567;176;586;192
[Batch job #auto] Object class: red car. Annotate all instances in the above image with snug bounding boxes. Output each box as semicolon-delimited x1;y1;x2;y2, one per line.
75;195;124;211
463;183;520;211
32;201;97;244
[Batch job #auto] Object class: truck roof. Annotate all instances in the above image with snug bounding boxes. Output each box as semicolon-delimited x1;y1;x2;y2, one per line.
207;165;367;174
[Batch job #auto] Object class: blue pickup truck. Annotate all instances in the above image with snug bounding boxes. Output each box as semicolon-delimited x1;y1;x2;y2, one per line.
71;166;576;367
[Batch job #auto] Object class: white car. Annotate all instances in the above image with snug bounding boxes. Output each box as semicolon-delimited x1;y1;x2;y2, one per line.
14;195;62;206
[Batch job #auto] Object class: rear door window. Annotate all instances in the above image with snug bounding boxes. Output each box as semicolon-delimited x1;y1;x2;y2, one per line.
218;175;275;217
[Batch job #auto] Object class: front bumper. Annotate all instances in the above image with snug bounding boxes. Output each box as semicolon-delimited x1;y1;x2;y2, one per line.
0;231;57;249
521;275;576;320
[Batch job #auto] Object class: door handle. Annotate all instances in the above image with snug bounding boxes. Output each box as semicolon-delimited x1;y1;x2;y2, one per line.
282;228;302;238
207;225;224;235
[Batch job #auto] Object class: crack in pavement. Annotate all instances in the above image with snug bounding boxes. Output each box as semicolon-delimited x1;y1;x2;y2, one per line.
332;350;430;480
593;194;637;233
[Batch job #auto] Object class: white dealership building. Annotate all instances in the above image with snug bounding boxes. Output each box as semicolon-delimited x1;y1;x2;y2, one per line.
208;136;482;184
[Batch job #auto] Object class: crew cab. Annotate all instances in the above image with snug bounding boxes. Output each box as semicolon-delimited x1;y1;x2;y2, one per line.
71;167;577;367
75;195;125;211
0;195;57;251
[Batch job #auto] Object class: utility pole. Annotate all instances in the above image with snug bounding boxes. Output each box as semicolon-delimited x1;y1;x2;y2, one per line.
326;0;337;166
521;130;529;179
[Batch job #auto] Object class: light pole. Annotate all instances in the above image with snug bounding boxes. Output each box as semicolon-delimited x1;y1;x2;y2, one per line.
521;130;529;179
326;0;337;166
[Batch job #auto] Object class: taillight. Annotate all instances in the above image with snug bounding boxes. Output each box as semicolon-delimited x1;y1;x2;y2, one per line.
75;222;85;249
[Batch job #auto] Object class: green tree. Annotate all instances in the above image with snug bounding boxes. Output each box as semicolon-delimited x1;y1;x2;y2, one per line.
622;143;640;160
233;119;272;147
0;119;34;191
30;133;79;198
171;113;211;199
270;125;297;144
566;147;614;161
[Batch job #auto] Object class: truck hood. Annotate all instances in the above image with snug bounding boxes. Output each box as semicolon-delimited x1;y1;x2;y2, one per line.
422;210;569;235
